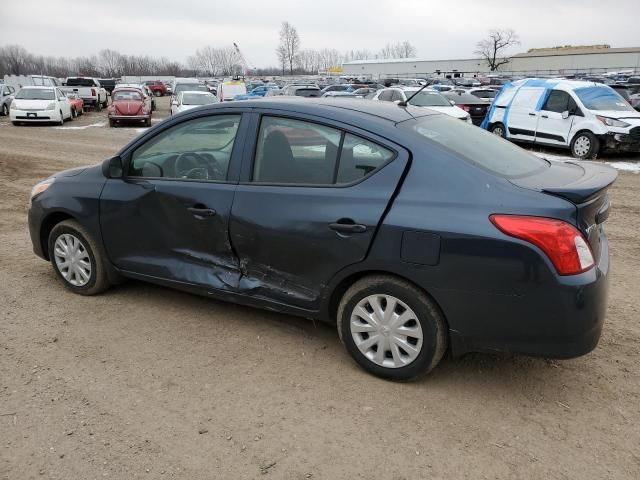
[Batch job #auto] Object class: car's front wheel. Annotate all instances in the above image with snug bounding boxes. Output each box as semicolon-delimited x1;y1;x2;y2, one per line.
2;104;8;116
570;131;600;159
337;275;447;381
48;220;110;295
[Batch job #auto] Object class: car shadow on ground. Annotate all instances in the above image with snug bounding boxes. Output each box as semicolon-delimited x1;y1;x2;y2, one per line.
95;277;569;392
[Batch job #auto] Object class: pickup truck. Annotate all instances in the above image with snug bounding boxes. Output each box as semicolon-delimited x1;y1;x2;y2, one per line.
62;77;108;109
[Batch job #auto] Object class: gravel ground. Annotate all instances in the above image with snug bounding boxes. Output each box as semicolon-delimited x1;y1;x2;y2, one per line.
1;98;639;479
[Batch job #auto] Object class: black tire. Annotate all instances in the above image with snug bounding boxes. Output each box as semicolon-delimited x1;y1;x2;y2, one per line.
570;131;600;159
145;118;151;127
1;104;8;116
489;122;506;137
11;121;20;126
48;220;110;296
109;118;115;127
58;111;64;126
71;108;77;118
102;98;108;108
95;100;102;111
337;275;447;381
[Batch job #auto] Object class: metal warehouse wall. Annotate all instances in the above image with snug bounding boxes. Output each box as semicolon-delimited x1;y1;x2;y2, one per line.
343;50;640;77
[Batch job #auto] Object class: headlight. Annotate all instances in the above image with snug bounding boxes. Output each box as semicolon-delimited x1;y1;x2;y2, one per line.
596;115;630;128
30;178;55;203
46;102;56;110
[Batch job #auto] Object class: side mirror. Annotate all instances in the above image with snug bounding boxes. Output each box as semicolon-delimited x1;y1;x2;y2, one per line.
561;110;570;119
102;156;123;178
393;99;401;104
449;100;456;105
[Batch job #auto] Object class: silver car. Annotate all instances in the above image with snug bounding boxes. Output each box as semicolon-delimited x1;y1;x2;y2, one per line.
1;84;16;116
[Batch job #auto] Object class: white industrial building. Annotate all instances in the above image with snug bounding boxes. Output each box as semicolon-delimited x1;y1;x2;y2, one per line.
342;46;640;79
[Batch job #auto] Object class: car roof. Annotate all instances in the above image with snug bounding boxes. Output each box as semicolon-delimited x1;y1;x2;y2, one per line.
201;97;438;123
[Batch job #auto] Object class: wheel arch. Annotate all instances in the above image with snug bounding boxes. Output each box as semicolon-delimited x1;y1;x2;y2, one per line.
40;211;76;260
322;269;450;336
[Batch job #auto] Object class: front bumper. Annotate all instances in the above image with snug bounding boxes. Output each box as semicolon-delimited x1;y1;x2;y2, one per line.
10;109;60;122
109;114;150;121
600;131;640;153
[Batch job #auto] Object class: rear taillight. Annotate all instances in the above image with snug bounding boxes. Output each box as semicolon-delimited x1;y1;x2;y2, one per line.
490;215;594;275
458;104;470;112
91;88;96;96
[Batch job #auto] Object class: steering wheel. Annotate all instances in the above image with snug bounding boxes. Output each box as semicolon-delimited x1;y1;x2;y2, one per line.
198;153;224;180
174;152;209;180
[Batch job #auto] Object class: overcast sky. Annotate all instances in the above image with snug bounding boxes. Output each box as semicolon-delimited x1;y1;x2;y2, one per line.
3;0;639;67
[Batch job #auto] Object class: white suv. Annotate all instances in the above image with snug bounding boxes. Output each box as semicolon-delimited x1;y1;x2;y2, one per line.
483;79;640;158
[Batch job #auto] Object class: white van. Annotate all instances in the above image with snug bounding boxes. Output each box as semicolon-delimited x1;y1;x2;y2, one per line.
217;79;247;102
482;79;640;158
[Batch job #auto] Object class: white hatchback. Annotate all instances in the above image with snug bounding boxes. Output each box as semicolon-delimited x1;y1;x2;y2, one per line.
170;91;219;115
372;87;472;123
10;86;73;125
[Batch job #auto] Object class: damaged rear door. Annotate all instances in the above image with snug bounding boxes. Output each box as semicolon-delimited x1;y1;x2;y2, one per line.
100;112;247;289
229;113;409;310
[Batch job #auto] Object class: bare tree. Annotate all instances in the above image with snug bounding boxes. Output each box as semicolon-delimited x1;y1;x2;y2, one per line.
275;44;287;76
395;41;417;58
475;29;520;71
277;21;300;75
99;49;122;77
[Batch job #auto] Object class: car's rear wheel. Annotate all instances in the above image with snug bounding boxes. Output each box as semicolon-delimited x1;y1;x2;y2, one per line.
570;131;599;159
48;220;110;296
58;111;64;126
109;118;115;127
71;108;77;118
489;122;506;137
337;275;447;381
11;121;20;126
95;100;102;111
145;118;151;127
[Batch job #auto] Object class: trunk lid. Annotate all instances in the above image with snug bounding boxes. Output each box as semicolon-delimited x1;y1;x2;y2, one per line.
510;160;618;261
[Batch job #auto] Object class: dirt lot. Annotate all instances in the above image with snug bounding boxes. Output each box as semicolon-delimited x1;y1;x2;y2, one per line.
1;98;639;480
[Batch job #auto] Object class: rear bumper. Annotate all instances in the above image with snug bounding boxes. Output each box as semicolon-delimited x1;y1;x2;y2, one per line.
10;109;60;122
444;232;610;359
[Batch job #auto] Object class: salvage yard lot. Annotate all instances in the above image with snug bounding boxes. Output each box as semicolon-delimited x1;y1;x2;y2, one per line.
1;98;639;479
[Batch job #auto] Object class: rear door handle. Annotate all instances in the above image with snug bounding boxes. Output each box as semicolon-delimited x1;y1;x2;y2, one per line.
541;114;549;118
528;112;537;116
187;207;216;217
329;222;367;234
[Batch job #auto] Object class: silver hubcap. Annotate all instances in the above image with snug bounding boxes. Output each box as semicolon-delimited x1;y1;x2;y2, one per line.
492;126;503;136
54;234;91;286
350;295;423;369
574;136;591;157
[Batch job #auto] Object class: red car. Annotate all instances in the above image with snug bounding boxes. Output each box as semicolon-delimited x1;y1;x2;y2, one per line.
108;88;152;127
144;80;167;97
65;93;84;117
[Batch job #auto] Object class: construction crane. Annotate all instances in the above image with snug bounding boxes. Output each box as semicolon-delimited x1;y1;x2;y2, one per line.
233;42;255;78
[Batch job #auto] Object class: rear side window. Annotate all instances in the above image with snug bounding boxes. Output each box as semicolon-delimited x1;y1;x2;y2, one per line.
403;115;548;178
252;116;394;185
378;90;393;101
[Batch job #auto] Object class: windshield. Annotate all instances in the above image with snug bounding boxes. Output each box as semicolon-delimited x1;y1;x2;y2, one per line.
174;84;206;94
183;93;217;105
113;91;142;101
16;89;55;100
408;91;451;107
575;86;634;111
472;90;496;99
402;115;548;178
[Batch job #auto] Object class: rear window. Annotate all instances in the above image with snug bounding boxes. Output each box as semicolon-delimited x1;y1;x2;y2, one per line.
401;115;548;178
65;78;96;87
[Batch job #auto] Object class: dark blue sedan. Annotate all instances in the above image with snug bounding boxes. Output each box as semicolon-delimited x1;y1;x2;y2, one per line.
27;98;616;380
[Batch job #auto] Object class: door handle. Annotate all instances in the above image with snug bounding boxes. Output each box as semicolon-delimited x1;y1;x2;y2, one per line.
528;112;537;116
329;221;367;234
187;207;216;217
541;114;549;118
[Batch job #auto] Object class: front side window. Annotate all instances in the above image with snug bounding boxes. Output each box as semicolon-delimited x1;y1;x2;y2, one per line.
542;90;570;113
130;115;240;181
